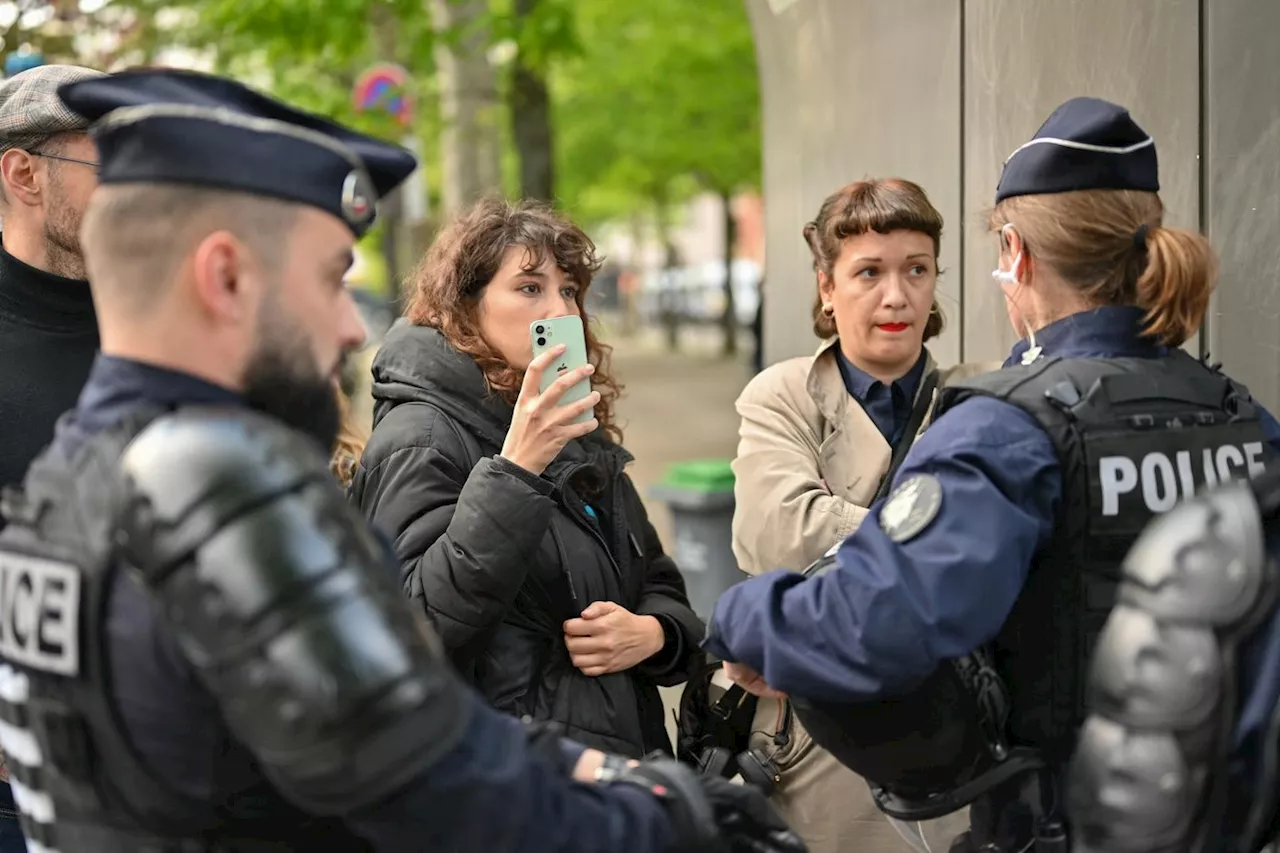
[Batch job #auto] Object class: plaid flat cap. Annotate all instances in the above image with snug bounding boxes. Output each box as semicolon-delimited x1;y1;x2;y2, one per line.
0;64;106;153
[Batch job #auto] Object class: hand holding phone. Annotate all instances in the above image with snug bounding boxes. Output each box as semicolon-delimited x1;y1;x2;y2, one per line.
529;316;594;420
499;317;601;476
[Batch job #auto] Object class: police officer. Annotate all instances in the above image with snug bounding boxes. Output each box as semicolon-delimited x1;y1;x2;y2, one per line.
701;96;1280;852
0;68;803;853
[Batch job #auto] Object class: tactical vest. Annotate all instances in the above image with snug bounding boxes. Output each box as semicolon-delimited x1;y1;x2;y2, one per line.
0;408;369;852
936;350;1275;762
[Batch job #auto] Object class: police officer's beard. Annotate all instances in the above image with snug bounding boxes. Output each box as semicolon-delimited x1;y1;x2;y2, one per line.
240;310;342;455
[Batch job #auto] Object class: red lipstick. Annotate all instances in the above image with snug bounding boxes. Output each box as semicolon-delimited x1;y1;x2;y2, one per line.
877;323;909;333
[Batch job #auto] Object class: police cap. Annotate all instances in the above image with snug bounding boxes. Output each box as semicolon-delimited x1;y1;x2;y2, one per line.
55;68;417;237
995;96;1159;203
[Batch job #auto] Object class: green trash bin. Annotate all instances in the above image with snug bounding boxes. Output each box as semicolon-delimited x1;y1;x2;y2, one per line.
650;459;743;620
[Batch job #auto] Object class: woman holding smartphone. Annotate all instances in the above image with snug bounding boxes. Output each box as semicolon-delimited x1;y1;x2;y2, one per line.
350;197;703;758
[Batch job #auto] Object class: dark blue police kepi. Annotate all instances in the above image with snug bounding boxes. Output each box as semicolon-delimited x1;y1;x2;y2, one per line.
995;97;1159;203
55;68;417;237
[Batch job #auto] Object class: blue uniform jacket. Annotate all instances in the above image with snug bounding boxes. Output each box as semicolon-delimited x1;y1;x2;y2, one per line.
703;306;1280;784
54;354;673;853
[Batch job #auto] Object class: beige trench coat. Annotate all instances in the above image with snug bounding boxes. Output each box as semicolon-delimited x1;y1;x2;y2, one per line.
730;338;998;853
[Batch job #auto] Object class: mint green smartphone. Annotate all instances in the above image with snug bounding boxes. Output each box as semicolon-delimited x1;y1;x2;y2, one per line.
530;316;594;424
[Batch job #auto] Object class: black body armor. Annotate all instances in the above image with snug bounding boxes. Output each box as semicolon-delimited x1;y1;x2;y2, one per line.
959;353;1273;764
0;406;470;851
790;352;1275;841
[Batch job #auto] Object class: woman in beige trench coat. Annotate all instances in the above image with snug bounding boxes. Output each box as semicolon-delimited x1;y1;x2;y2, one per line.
729;178;996;853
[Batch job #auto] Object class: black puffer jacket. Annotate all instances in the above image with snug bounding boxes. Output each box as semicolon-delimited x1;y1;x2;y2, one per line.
351;323;704;757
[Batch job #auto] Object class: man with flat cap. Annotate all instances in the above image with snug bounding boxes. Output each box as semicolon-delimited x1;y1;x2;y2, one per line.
0;60;105;853
0;68;805;853
699;95;1280;851
0;63;106;508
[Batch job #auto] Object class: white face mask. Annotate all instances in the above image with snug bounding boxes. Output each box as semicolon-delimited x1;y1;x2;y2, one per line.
990;226;1041;363
991;252;1022;286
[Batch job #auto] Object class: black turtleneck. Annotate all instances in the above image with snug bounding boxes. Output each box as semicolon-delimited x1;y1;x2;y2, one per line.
0;237;99;497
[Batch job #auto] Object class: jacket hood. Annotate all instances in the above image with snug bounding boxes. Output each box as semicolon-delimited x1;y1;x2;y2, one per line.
370;320;514;446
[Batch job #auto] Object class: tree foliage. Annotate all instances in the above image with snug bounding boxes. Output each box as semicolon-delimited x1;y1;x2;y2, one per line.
103;0;436;134
1;0;761;229
552;0;761;223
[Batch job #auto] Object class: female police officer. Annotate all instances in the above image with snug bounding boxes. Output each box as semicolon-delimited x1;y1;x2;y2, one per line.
702;96;1280;852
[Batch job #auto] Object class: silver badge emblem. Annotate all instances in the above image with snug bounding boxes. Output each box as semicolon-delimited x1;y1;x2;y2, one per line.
341;169;376;228
880;474;943;544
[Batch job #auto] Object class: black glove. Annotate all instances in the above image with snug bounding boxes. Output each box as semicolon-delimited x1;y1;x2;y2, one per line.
613;757;807;853
698;774;807;853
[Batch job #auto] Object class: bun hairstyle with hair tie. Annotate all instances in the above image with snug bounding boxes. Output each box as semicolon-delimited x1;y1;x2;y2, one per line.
990;97;1216;348
803;178;947;342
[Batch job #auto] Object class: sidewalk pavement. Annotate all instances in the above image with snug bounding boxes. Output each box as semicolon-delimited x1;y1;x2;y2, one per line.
604;321;752;547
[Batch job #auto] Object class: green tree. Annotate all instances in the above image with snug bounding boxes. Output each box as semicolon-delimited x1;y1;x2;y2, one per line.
488;0;579;201
553;0;760;354
9;0;762;347
104;0;442;296
105;0;433;132
0;0;94;72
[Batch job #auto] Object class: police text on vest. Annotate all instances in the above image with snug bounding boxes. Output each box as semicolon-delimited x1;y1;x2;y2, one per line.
0;551;80;677
1099;442;1267;515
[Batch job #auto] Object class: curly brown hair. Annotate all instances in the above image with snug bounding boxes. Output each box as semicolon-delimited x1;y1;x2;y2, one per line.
404;196;623;442
803;178;946;342
330;383;367;489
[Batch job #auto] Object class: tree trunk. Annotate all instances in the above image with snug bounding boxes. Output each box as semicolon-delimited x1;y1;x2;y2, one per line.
720;190;738;356
431;0;503;217
380;186;405;310
654;192;680;351
370;3;405;305
509;0;554;201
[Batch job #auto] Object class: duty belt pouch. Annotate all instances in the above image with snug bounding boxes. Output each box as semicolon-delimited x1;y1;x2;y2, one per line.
792;658;997;799
675;657;758;779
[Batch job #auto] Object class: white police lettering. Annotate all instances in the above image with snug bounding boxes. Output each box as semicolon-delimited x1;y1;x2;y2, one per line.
1099;442;1267;515
0;552;80;677
0;663;61;853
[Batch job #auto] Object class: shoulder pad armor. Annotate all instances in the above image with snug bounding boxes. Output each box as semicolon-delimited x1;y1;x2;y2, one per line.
118;407;333;579
115;406;470;814
1068;481;1277;852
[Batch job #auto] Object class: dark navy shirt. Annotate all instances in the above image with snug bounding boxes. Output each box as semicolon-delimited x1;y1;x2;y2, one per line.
704;306;1280;707
835;348;927;445
55;354;673;853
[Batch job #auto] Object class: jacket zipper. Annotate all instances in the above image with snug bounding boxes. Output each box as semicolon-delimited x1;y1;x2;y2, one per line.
552;465;626;588
548;523;583;615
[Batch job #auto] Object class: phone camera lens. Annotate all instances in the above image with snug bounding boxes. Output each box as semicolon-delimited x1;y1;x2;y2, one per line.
536;337;547;347
535;325;545;334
